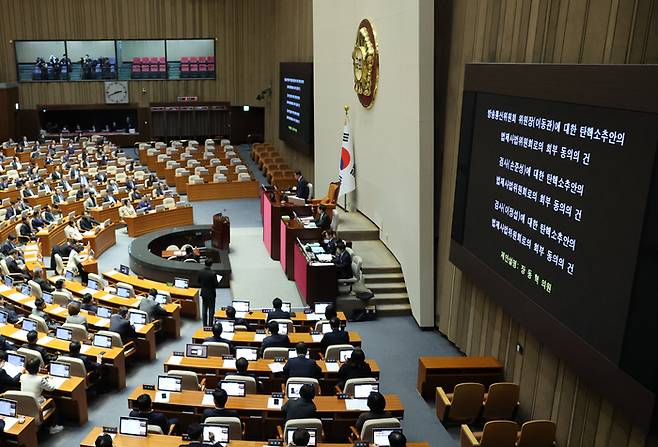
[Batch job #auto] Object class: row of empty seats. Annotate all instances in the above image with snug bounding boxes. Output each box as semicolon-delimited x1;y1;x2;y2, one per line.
251;143;296;189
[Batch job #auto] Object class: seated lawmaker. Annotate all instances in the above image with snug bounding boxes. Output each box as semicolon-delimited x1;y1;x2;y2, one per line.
41;205;55;223
225;305;248;328
138;290;168;322
179;246;199;262
234;357;263;392
338;348;373;389
65;301;88;327
202;388;239;421
314;204;330;231
118;198;136;218
388;431;407;447
204;322;233;352
25;330;54;364
283;343;322;379
181;423;224;447
83;192;98;210
292;428;311;447
109;307;137;342
334;242;353;279
282;383;316;421
30;214;46;231
18;217;34;239
0;351;21;393
294;171;310;200
78;212;99;231
129;393;175;435
320;317;350;353
80;293;98;314
31;267;54;293
259;321;290;357
266;297;291;321
355;391;392;431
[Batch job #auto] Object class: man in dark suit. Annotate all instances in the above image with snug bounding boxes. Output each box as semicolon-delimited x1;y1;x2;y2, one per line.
204;322;233;352
388;431;407;447
266;297;291;321
0;351;21;393
25;330;53;364
68;340;102;384
320;317;350;354
109;307;137;342
234;357;263;392
294;171;310;200
334;242;353;279
80;293;98;314
282;384;316;421
260;321;290;357
31;267;54;293
78;212;99;231
18;217;34;239
314;205;330;231
283;343;322;379
225;306;248;328
202;388;239;421
139;289;168;322
198;259;220;326
292;428;311;447
129;393;173;435
179;423;224;447
1;235;18;256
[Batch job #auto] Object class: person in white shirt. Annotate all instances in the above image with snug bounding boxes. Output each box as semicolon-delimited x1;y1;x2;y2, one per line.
64;220;83;242
118;198;136;219
21;358;64;434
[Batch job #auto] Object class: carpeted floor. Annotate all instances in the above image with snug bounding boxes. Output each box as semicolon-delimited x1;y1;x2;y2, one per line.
44;146;461;447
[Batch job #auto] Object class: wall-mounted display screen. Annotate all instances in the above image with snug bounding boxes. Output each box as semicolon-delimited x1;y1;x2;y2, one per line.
279;62;313;154
15;39;215;82
450;64;658;429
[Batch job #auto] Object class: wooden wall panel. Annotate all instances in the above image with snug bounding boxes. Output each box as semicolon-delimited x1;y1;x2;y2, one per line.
435;0;658;445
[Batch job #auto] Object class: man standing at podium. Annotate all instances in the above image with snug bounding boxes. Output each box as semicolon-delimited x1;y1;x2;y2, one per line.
294;171;310;200
198;258;220;327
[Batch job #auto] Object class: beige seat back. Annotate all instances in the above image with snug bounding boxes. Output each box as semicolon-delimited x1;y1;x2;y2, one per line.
116;282;135;297
517;420;556;447
17;347;44;368
360;418;400;443
482;382;520;421
270;319;294;334
450;383;486;423
205;416;242;440
262;347;288;359
57;355;87;376
62;323;89;342
202;341;230;357
98;330;124;348
53;291;70;307
343;377;377;396
3;391;46;424
324;344;354;362
167;370;200;390
477;420;519;447
224;374;257;394
28;281;42;299
88;273;107;289
28;314;49;333
286;377;320;396
147;424;164;434
284;418;323;443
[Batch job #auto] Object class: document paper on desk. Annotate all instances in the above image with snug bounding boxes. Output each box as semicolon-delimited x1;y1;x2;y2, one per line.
325;362;339;372
202;393;214;406
311;334;323;343
94;318;110;327
80;344;91;354
267;397;283;409
50;376;67;389
3;363;22;377
37;336;54;345
345;399;371;411
268;362;284;373
222;359;236;369
1;417;18;432
253;333;266;342
168;355;183;365
310;246;324;254
79;288;96;295
316;254;333;263
0;285;10;293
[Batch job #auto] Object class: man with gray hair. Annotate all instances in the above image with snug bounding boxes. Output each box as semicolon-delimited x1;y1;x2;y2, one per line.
31;266;54;293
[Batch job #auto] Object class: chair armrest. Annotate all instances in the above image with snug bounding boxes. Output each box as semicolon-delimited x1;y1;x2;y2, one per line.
349;425;360;441
167;423;176;435
435;387;451;422
276;425;283;439
460;424;479;447
40;397;55;411
334;385;342;394
280;383;285;393
199;377;206;391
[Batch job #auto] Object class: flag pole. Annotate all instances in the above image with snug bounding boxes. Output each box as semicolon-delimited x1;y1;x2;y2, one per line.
343;105;349;212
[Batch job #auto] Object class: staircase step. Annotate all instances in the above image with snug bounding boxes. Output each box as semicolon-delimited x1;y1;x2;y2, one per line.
374;303;412;316
338;229;380;241
337;292;410;306
362;266;403;274
363;273;405;283
367;283;407;294
336;295;412;317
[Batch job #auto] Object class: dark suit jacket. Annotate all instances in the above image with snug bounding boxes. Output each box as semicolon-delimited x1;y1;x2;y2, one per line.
315;212;330;231
260;333;290;356
282;398;316;421
335;251;352;279
338;362;373;383
68;351;99;372
19;224;32;237
320;329;351;353
296;177;309;200
109;314;137;342
26;342;52;364
34;277;54;293
79;217;96;231
179;441;223;447
5;258;23;274
1;241;16;256
203;335;233;352
266;309;291;322
202;407;240;421
129;410;170;434
0;368;20;393
283;356;322;379
198;267;219;299
355;410;392;431
81;302;98;314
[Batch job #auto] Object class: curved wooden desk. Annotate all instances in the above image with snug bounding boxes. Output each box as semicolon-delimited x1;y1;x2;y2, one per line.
124;206;194;237
213;309;347;329
191;328;362;351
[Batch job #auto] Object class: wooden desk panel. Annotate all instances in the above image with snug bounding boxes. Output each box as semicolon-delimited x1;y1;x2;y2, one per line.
80;427;430;447
5;415;37;447
90;204;121;224
26;194;53;208
281;219;323;280
83;223;117;257
191;328;361;349
213;309;346;327
36;217;71;254
103;270;199;319
44;375;88;425
125;206;194;237
59;199;86;216
0;188;21;202
416;356;504;399
294;242;337;306
174;174;189;194
187;180;260;201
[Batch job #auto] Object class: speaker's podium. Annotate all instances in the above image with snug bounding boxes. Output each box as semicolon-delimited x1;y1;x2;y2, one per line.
211;213;230;249
261;186;312;260
294;238;337;305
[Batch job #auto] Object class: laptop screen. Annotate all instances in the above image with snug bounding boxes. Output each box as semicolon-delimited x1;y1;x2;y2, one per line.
214;319;234;333
320;322;332;334
20;283;30;296
339;348;354;363
186;344;208;358
287;428;317;446
55;326;73;341
65;271;74;280
220;380;246;397
202;424;230;444
42;292;53;304
372;428;402;447
119;265;130;275
128;311;146;325
87;279;98;290
235;346;258;361
96;306;112;318
353;383;379;399
314;302;330;315
22;318;38;332
231;300;249;312
116;286;131;298
155;294;168;304
119;417;148;437
93;334;113;348
4;276;12;288
288;349;309;359
157;375;182;392
0;310;8;324
49;361;71;379
281;302;292;313
174;277;188;288
0;399;16;417
275;322;288;335
7;353;24;368
287;382;303;398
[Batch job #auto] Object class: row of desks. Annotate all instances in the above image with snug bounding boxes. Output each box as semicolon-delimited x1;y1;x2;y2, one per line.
191;328;361;351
